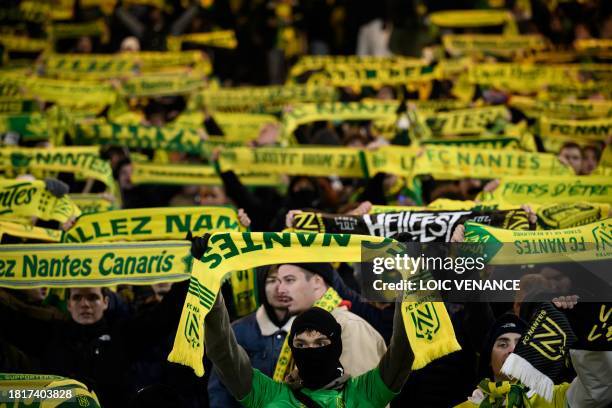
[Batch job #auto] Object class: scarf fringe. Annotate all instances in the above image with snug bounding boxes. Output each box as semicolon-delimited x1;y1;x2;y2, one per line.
501;353;554;402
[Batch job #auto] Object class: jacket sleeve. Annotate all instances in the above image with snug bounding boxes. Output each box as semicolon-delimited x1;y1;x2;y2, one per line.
170;5;200;35
358;173;387;205
0;289;60;356
122;280;190;352
378;303;414;392
207;366;243;408
218;171;261;212
205;292;253;400
115;7;145;37
566;350;612;408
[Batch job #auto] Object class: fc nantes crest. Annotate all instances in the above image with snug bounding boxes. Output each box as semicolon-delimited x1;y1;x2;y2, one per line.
409;302;441;341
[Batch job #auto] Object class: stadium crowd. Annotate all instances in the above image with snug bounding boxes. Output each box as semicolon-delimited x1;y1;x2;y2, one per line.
0;0;611;407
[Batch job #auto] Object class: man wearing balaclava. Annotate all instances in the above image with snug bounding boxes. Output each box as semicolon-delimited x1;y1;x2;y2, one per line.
275;262;387;378
203;285;415;407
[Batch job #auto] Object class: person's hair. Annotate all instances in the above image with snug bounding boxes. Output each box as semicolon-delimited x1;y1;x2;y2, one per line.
113;158;132;180
560;142;581;151
274;264;315;281
66;287;111;300
302;269;314;281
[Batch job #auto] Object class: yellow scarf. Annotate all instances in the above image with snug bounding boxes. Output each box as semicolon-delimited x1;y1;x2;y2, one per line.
168;232;461;376
477;176;612;204
63;206;242;243
0;220;62;242
463;219;611;264
218;147;364;178
0;240;191;289
0;179;81;223
131;162;282;187
0;147;118;197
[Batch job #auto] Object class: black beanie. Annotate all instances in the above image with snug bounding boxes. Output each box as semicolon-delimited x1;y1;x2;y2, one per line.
478;313;528;379
285;262;335;285
289;306;342;343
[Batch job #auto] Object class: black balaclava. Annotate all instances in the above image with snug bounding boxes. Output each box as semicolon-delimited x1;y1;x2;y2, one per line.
289;307;343;389
287;177;321;209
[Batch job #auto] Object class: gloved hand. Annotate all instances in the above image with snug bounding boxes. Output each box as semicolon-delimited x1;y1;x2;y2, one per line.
44;178;69;197
185;231;211;259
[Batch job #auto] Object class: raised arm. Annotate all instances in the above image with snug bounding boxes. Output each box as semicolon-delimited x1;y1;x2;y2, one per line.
204;292;253;400
377;302;414;392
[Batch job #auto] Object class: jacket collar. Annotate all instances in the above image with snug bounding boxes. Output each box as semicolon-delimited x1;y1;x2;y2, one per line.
256;305;294;336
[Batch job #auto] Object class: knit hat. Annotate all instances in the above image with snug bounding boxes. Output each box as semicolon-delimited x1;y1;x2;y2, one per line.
478;314;527;379
285;262;335;285
289;306;342;342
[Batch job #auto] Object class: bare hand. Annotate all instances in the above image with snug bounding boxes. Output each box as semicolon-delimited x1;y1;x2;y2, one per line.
520;204;538;225
482;179;500;193
347;201;372;216
238;208;251;229
450;224;465;243
552;295;579;310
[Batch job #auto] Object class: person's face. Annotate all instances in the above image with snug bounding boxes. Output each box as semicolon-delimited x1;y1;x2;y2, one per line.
292;330;331;348
21;288;47;303
119;163;133;189
491;332;521;380
559;147;582;174
581;149;598;175
540;267;572;293
277;265;323;314
67;288;109;325
458;178;483;200
152;283;172;302
197;186;227;205
265;270;291;309
76;36;93;53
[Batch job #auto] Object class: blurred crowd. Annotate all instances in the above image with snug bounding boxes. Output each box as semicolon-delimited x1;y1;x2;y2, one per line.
1;0;611;407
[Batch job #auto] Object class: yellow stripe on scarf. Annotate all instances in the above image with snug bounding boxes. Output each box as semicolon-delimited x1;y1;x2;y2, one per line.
168;232;461;376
